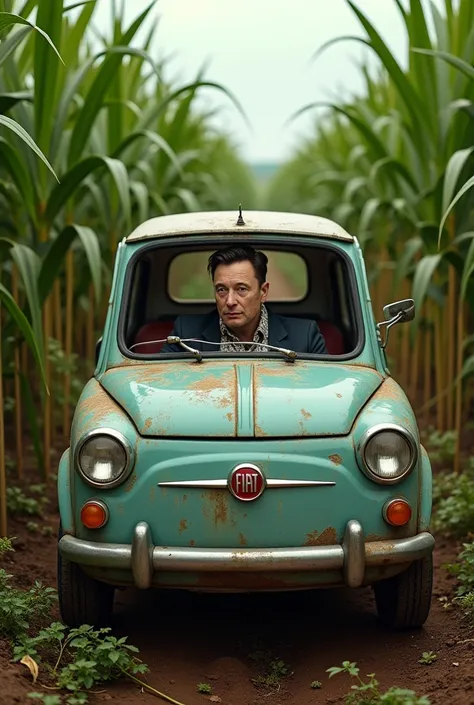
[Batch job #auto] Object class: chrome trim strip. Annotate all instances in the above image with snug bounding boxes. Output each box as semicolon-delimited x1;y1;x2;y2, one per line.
58;522;435;584
158;479;336;489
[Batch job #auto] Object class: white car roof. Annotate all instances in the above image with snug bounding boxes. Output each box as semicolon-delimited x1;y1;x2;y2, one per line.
125;210;354;243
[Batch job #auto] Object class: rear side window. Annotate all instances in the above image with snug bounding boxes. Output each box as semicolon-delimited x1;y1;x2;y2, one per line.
168;251;308;302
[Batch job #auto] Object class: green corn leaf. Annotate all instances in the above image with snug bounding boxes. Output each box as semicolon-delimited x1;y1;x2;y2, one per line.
0;137;36;221
412;47;474;81
0;90;32;114
460;238;474;301
44;155;130;230
393;236;424;292
412;253;444;314
346;1;429;136
0;11;63;62
112;129;182;177
1;240;43;352
291;102;388;161
34;0;63;158
38;224;102;305
439;175;474;247
442;147;474;215
130;180;149;226
0;115;59;180
64;1;96;11
0;281;47;393
0;25;31;65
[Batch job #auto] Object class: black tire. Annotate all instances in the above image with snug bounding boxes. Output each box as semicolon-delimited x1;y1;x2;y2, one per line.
373;554;433;630
57;531;115;628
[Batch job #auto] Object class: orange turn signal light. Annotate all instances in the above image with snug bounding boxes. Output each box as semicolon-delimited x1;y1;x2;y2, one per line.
383;498;412;527
80;500;108;529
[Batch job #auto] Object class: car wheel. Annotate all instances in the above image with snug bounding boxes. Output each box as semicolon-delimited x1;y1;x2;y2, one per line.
57;528;115;628
373;554;433;629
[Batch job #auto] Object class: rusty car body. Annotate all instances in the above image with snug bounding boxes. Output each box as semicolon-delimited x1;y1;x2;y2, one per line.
57;210;434;629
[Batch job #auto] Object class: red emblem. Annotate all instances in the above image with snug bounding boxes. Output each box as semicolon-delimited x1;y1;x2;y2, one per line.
228;463;265;502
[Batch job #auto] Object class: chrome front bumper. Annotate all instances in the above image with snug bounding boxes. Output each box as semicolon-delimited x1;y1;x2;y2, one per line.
59;520;435;590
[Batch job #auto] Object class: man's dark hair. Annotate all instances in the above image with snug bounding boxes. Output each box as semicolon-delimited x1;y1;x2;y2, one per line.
207;245;268;286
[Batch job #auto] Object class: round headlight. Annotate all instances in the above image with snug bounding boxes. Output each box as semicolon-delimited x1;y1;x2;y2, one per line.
76;430;133;488
359;425;417;483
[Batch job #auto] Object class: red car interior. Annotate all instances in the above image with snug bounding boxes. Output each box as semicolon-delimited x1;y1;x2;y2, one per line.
133;318;345;355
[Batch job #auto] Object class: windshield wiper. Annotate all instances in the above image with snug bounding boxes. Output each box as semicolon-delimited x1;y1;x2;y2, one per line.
130;337;297;362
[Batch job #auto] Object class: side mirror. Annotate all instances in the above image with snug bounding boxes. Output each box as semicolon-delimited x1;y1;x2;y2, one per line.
383;298;415;323
377;298;415;348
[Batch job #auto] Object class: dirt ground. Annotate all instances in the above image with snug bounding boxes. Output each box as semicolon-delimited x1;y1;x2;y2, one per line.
1;459;474;705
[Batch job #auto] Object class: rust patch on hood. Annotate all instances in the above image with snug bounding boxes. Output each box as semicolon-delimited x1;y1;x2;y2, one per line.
77;380;122;425
329;454;343;466
179;519;188;534
144;417;152;431
305;527;337;546
204;491;229;525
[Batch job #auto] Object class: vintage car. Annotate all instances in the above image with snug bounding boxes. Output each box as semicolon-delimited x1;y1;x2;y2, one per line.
57;210;434;630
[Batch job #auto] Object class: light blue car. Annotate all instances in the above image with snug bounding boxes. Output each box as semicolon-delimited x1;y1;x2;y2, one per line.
57;210;434;629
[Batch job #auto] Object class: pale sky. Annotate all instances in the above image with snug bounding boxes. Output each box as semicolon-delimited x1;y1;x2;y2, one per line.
94;1;413;162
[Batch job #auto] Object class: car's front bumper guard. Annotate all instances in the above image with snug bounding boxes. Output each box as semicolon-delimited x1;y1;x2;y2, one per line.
59;520;435;590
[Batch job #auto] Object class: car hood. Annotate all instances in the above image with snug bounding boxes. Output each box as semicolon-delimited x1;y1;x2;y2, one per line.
100;360;383;438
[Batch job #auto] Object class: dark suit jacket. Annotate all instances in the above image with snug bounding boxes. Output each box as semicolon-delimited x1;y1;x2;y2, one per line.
161;309;327;354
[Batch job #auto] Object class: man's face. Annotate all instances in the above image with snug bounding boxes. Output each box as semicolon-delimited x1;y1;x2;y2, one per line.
213;260;269;337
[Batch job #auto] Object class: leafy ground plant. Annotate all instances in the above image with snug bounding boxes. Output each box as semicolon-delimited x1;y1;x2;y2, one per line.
445;541;474;623
17;623;148;704
6;486;48;517
423;428;457;465
327;661;431;704
0;568;56;640
431;466;474;537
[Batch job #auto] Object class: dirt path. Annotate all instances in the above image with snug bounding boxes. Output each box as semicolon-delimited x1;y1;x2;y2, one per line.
2;490;473;705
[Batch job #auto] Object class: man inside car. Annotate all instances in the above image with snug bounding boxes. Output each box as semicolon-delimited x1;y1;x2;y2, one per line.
161;245;327;354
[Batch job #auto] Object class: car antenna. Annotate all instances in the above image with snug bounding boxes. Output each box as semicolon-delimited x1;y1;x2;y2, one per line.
236;204;245;226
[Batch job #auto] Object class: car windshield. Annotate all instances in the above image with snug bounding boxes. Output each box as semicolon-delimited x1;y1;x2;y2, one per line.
119;240;363;360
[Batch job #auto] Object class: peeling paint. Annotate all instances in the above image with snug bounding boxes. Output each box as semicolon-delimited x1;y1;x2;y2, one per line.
239;533;247;546
304;527;337;546
204;490;228;525
329;454;343;466
179;519;188;534
301;408;312;419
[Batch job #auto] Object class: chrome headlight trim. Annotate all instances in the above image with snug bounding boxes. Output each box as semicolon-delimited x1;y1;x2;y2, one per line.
74;428;135;489
356;423;418;485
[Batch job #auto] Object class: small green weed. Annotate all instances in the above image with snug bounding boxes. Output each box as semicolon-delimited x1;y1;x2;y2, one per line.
418;651;437;665
7;487;48;517
0;537;14;557
444;541;474;623
18;623;148;704
27;521;39;533
0;569;56;639
197;683;212;694
327;661;431;704
432;468;474;538
252;659;289;690
423;428;456;465
310;680;322;689
444;542;474;596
